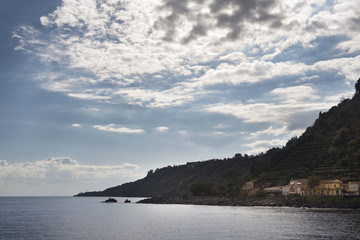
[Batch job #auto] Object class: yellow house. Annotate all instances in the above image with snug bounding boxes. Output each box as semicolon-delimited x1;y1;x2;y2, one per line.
314;179;343;196
289;179;344;196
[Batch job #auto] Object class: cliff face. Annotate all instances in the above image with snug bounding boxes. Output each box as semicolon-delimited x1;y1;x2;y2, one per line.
76;80;360;197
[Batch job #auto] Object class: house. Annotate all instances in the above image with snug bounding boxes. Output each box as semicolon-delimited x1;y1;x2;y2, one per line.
288;179;308;195
284;178;360;196
264;186;285;194
345;182;360;196
282;185;290;196
300;179;344;196
242;180;262;195
315;179;343;196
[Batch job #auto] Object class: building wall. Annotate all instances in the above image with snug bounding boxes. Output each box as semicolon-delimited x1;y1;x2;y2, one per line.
282;185;290;196
286;179;347;196
300;180;343;196
347;182;360;196
241;180;262;195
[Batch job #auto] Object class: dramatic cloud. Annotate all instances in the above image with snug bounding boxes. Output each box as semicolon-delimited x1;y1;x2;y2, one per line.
13;0;360;109
93;124;145;134
154;0;284;42
9;0;360;161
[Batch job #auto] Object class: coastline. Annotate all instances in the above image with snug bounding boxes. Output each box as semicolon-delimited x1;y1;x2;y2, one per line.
137;195;360;209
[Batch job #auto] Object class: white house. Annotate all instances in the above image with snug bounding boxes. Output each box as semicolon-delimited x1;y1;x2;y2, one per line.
347;182;360;196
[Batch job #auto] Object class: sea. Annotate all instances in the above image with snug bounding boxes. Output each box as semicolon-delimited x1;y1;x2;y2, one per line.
0;197;359;240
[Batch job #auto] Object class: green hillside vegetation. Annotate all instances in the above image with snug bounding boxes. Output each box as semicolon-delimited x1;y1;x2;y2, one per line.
261;85;360;185
77;154;267;197
76;78;360;197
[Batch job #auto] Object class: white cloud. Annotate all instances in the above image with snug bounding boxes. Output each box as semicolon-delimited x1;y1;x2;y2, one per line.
323;91;354;103
13;0;360;108
202;81;347;155
204;101;324;125
245;139;288;155
84;107;100;112
203;84;340;133
0;157;143;196
93;124;144;134
212;131;224;135
0;157;140;181
114;85;205;108
312;55;360;84
155;126;169;132
269;85;320;104
178;130;189;136
250;126;288;138
192;61;308;87
67;93;111;101
72;123;82;127
213;123;227;129
219;52;247;62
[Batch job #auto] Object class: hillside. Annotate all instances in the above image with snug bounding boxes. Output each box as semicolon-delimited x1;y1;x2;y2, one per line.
76;155;268;197
76;79;360;197
259;93;360;185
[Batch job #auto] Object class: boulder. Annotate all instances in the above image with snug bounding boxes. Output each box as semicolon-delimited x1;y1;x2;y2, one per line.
104;198;117;203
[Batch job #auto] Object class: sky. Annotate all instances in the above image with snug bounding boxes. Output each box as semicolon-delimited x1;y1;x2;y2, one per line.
0;0;359;196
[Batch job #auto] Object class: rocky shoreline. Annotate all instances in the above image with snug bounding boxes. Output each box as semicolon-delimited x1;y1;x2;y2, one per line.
137;195;360;209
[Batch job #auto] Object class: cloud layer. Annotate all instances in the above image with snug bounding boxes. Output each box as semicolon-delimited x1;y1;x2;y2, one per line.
14;0;360;108
0;157;139;181
11;0;360;156
0;157;142;196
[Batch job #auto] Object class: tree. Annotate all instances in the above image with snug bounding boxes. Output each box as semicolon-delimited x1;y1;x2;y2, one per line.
190;182;218;196
355;77;360;96
222;168;244;195
234;153;243;159
217;184;228;196
223;168;238;192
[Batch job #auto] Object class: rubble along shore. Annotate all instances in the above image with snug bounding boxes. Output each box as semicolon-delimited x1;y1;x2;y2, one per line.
137;195;360;209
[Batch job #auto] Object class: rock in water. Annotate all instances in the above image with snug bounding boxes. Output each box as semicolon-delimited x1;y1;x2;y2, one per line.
104;198;117;203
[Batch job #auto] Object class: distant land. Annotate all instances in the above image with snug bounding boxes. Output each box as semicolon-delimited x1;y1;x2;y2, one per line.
76;78;360;198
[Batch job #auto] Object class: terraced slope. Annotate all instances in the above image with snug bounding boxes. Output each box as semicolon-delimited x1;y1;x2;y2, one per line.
261;92;360;185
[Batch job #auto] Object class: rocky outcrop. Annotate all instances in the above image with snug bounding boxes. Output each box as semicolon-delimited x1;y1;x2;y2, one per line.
103;197;117;203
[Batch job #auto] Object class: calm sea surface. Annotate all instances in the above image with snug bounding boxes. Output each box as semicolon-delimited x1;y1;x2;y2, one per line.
0;197;359;240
